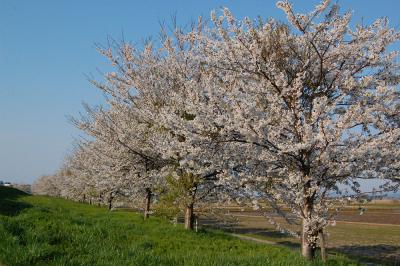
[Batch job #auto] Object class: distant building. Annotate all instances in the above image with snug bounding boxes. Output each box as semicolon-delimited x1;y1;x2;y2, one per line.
3;182;11;187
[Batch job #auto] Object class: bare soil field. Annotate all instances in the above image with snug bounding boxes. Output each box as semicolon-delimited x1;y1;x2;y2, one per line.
200;200;400;265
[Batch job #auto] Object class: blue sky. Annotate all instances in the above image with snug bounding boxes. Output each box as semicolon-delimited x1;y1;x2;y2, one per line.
1;0;399;184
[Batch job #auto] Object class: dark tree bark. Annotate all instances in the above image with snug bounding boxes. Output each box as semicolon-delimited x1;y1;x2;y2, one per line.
108;192;114;210
144;188;152;219
319;228;327;263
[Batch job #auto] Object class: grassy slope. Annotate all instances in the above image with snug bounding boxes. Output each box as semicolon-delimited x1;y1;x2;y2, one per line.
0;187;355;266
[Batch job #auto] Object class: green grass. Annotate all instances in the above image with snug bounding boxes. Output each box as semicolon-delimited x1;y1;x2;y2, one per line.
0;187;356;266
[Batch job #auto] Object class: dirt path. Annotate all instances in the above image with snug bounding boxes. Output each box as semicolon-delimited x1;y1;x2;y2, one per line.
230;213;400;227
230;233;281;246
335;220;400;227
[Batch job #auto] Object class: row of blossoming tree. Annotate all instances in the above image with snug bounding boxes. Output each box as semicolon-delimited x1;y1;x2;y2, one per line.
33;0;400;260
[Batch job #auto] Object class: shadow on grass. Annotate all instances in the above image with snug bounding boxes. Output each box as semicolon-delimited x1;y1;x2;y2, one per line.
0;186;32;216
331;244;400;266
233;228;295;239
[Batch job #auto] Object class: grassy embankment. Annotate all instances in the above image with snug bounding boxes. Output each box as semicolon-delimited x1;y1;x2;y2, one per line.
0;187;356;266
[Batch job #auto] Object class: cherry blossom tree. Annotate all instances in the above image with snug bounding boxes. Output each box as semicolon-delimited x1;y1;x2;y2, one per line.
63;141;137;209
32;174;64;197
181;0;400;259
91;36;227;229
71;104;166;218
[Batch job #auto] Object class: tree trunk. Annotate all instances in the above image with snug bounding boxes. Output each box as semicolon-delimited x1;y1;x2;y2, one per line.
319;229;326;263
184;203;194;230
144;188;152;219
108;194;114;211
301;240;316;260
301;218;317;260
98;193;103;207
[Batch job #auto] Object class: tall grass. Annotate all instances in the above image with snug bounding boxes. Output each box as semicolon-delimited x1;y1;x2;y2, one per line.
0;187;355;266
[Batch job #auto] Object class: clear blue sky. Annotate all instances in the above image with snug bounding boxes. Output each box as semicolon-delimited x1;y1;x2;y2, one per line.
1;0;399;184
